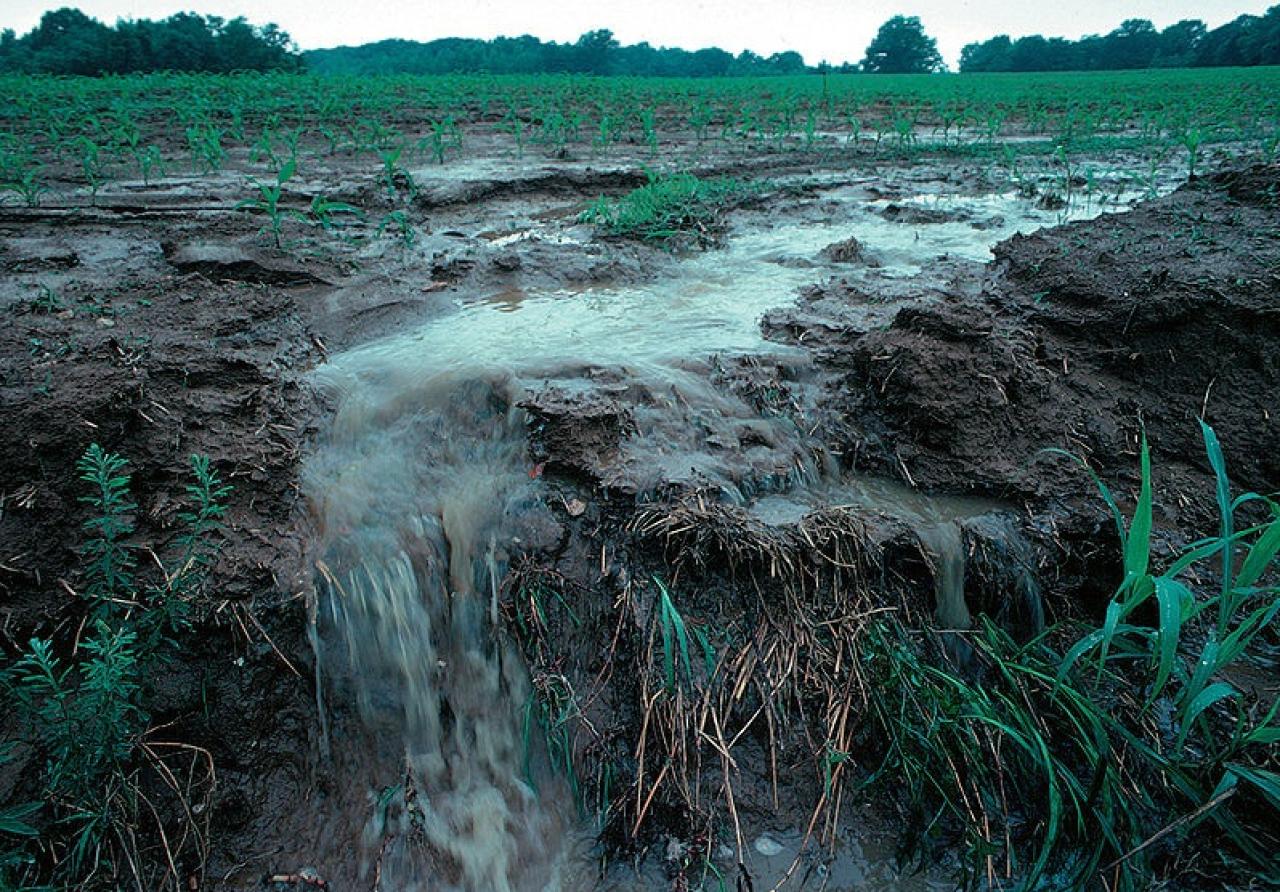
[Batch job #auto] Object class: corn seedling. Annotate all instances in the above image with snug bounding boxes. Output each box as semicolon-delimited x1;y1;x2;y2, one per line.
25;284;64;315
3;162;50;208
1181;126;1204;178
185;123;224;173
133;144;165;185
418;116;462;165
308;194;364;234
235;159;302;249
74;136;109;204
378;209;416;249
376;144;414;200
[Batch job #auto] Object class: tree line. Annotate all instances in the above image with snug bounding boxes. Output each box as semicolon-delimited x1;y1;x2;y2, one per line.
960;7;1280;71
2;5;1280;77
304;31;810;77
0;7;302;74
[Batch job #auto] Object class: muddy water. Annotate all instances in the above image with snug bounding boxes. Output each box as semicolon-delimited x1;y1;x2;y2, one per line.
750;476;1000;629
302;187;1137;890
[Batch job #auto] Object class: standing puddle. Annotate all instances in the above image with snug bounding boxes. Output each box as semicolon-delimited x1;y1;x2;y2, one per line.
303;187;1122;889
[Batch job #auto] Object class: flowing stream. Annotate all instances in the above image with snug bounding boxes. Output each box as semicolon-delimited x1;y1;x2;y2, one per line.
302;186;1134;889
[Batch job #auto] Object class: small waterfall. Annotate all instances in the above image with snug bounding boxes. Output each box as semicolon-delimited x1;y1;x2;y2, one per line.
307;365;578;891
915;521;971;630
292;197;1072;886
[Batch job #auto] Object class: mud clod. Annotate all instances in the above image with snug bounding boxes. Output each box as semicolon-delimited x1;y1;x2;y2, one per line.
162;240;336;285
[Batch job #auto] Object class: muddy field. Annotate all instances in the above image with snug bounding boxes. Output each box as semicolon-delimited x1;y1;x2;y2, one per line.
1;128;1277;891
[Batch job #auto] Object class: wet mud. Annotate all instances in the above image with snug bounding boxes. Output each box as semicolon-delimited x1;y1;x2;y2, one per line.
1;138;1276;890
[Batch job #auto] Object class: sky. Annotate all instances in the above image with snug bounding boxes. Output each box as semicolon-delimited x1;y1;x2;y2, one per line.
0;0;1267;68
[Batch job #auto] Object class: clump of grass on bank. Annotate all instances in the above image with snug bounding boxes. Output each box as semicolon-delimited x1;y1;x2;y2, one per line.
580;171;761;245
510;422;1278;890
861;422;1280;889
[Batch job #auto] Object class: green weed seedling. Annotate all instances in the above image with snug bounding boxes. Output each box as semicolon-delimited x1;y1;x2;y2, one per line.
26;284;64;315
2;446;230;886
580;171;759;246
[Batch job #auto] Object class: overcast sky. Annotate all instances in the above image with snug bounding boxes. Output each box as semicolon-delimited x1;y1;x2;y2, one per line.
1;1;1267;67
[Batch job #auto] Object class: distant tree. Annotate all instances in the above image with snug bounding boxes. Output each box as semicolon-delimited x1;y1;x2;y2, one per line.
1259;5;1280;63
574;29;617;74
303;32;809;77
861;16;943;73
766;50;807;74
1100;19;1160;69
1155;19;1206;67
1197;14;1258;66
1009;35;1052;71
0;28;30;71
0;7;301;74
27;8;112;73
689;47;733;76
960;34;1011;71
728;49;767;75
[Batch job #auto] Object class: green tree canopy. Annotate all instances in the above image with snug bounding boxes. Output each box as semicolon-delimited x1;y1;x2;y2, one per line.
0;7;302;74
861;16;943;73
960;6;1280;71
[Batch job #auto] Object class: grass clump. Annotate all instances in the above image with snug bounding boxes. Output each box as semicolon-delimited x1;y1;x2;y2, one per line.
580;171;760;245
1;445;230;890
860;422;1280;889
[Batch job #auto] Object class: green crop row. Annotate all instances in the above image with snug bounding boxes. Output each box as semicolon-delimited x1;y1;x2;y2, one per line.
2;68;1278;160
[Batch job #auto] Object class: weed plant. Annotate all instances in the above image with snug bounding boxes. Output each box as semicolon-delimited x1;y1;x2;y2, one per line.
1;445;230;889
580;171;760;245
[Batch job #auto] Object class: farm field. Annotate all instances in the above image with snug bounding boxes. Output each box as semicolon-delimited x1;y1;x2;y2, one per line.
1;68;1279;891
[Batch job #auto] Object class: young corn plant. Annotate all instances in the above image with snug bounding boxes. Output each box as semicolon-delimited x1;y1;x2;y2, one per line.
378;209;416;249
1181;126;1205;179
376;145;414;200
26;283;64;315
132;145;165;186
236;160;303;249
3;162;50;208
185;123;224;173
502;106;526;158
308;194;364;235
418;116;462;165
